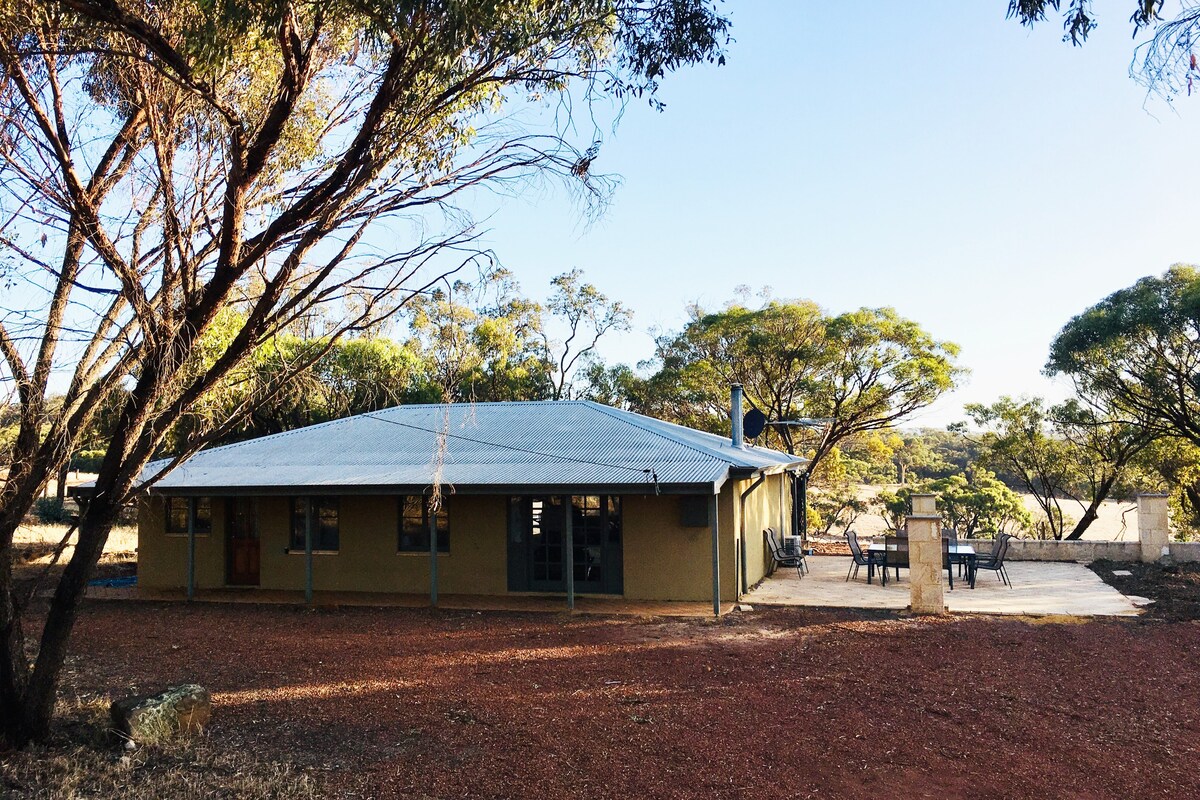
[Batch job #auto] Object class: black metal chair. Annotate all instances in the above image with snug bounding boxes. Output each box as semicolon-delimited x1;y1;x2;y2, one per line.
882;534;909;585
970;533;1014;588
844;530;881;583
940;535;955;590
765;528;807;578
942;528;966;578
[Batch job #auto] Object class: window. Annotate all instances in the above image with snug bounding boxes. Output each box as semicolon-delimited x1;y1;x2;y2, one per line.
398;496;449;552
165;497;212;535
289;497;340;552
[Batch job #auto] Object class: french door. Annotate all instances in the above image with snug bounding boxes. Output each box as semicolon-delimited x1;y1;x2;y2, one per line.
508;496;623;595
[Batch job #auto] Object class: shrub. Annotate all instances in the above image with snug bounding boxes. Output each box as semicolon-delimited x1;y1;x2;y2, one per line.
33;497;72;524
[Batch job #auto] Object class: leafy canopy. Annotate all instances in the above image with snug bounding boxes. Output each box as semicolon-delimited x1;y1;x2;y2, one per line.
1047;265;1200;445
640;299;962;472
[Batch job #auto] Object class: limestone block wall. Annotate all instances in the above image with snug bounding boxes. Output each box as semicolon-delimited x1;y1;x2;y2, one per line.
955;538;1200;563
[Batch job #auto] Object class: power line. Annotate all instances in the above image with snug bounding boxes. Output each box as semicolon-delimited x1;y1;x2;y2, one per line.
363;412;661;491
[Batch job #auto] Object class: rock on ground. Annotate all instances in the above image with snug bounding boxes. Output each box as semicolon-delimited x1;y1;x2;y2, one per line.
110;684;211;744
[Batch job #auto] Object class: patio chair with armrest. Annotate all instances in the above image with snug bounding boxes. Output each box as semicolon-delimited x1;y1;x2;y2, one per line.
883;534;909;584
765;527;808;578
844;530;882;583
941;535;955;590
942;528;966;577
971;533;1014;588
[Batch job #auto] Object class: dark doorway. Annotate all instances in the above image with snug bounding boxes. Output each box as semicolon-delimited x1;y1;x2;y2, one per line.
507;495;623;595
226;497;260;586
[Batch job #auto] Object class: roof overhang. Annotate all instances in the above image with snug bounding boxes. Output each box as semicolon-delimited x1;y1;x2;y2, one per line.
139;480;725;497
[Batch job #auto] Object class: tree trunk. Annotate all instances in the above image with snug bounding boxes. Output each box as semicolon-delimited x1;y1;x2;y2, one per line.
1065;476;1117;541
0;531;31;746
3;501;119;745
55;463;69;504
1065;503;1100;540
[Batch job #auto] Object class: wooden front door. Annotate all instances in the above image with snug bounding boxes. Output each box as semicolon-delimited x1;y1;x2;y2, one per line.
226;498;260;586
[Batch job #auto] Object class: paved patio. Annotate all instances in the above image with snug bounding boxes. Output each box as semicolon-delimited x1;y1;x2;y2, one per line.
747;555;1144;616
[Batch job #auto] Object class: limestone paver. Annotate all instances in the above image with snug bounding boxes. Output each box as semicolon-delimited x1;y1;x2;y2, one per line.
748;555;1141;617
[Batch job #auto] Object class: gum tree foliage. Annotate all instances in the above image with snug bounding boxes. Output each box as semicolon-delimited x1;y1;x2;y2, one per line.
638;299;962;475
541;268;632;400
1047;265;1200;446
958;398;1077;540
1006;0;1162;45
406;269;552;402
874;472;1031;537
957;396;1148;540
0;0;729;746
1006;2;1200;103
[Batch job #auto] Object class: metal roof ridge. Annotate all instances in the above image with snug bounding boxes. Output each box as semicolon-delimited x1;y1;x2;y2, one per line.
580;401;742;466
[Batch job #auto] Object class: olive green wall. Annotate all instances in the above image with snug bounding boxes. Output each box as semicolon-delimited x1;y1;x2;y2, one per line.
138;480;792;603
139;495;509;595
138;497;228;590
734;473;792;593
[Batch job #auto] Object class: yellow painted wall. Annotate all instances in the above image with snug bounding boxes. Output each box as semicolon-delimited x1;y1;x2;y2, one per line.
138;484;790;603
621;494;715;601
137;496;227;590
139;494;508;595
734;473;792;592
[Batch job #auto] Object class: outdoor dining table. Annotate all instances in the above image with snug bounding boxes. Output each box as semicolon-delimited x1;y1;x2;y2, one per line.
867;542;977;587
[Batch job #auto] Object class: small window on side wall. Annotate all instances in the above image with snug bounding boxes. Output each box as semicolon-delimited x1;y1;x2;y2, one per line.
398;496;449;553
165;497;212;535
289;497;340;552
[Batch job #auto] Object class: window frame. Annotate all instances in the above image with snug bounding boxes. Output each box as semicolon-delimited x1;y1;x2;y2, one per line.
164;496;212;536
397;495;450;554
288;496;340;553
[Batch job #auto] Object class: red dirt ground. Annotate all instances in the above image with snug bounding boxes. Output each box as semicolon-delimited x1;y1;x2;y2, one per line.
35;600;1200;799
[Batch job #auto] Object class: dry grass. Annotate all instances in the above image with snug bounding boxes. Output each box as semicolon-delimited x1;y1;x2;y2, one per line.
1;693;323;800
12;523;137;567
2;739;323;799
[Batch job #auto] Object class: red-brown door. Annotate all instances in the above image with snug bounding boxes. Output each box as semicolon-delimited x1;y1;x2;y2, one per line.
226;498;260;586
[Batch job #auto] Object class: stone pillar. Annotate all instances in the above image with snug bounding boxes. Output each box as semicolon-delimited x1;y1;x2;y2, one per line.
1138;493;1170;563
911;493;937;517
907;499;945;615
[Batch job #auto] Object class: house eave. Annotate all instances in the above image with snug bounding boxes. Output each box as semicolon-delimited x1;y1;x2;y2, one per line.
138;480;724;497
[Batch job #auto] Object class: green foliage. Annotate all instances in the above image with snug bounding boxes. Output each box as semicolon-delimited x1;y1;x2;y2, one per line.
405;270;553;403
32;498;71;524
874;472;1030;537
959;397;1079;539
1005;0;1162;45
1134;437;1200;538
925;472;1032;537
1048;265;1200;447
639;298;962;473
543;269;632;400
873;487;912;532
69;451;106;474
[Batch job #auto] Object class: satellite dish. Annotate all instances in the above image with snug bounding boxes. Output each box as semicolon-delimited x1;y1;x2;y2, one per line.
743;408;767;439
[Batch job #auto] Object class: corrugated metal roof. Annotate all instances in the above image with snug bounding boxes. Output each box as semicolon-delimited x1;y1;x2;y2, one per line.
144;401;805;494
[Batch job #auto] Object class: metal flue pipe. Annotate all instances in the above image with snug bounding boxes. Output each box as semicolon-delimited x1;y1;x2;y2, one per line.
731;384;744;449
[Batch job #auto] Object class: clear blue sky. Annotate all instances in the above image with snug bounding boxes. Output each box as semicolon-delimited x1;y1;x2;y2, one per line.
461;3;1200;428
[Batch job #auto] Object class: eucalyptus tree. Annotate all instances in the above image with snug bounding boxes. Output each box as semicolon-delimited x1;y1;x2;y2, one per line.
541;269;632;400
958;395;1149;540
1047;265;1200;446
959;398;1078;540
0;0;729;745
643;300;961;475
406;269;552;402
